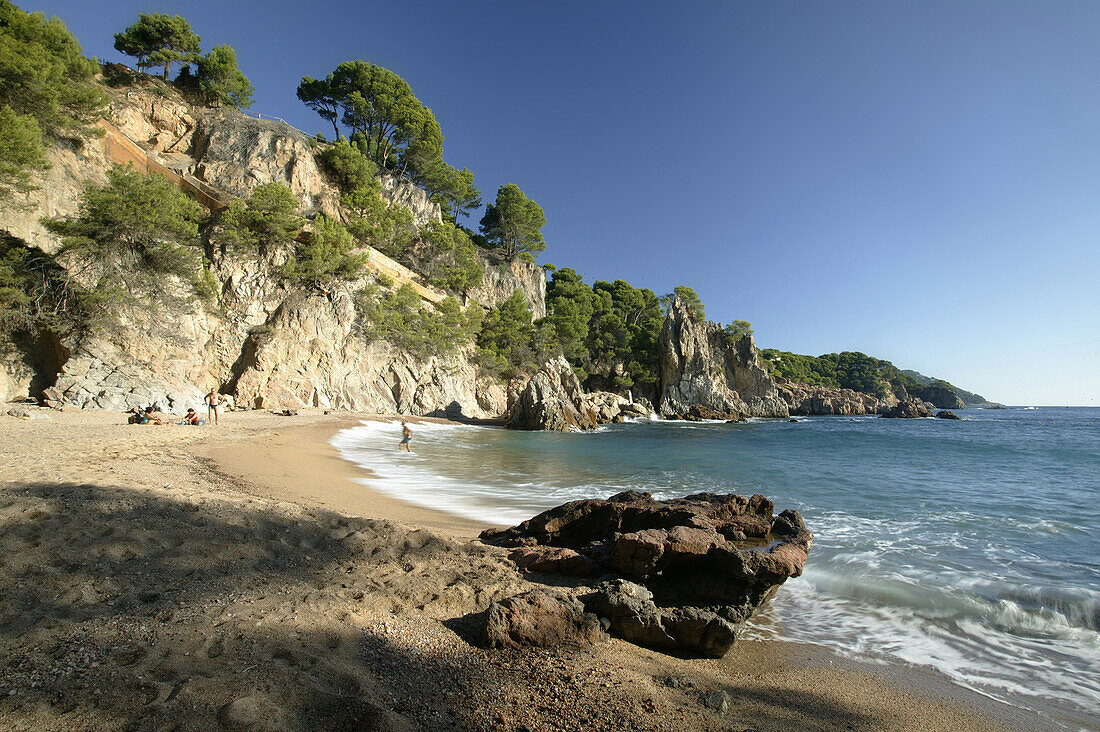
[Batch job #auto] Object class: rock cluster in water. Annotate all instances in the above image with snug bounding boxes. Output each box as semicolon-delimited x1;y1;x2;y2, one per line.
478;491;813;658
880;398;935;418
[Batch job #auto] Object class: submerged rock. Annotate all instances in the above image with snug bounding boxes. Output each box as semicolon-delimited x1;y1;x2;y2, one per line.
480;491;813;657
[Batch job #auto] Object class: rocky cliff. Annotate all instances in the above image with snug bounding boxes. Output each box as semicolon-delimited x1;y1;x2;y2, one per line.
0;77;526;417
507;356;599;431
777;380;892;416
657;298;789;419
468;251;547;319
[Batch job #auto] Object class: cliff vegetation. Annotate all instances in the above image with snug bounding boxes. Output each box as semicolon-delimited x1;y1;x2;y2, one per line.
0;2;992;417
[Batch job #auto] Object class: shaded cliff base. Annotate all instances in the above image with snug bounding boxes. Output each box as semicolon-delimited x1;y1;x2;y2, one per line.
0;411;1048;731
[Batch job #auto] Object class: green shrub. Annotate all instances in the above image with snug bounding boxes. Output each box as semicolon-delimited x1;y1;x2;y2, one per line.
320;139;377;192
419;221;483;294
281;215;368;291
43;165;207;302
342;178;415;259
356;283;478;359
216;182;303;257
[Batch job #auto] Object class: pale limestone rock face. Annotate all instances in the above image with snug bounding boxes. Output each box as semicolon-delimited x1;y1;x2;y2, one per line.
190;109;340;216
0;85;537;418
0;337;35;402
0;140;110;255
55;339;209;413
109;89;195;153
468;251;547;319
229;288;505;418
658;298;789;419
584;391;628;423
379;175;442;228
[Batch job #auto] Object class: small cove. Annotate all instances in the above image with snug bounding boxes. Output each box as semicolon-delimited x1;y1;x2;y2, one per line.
333;406;1100;726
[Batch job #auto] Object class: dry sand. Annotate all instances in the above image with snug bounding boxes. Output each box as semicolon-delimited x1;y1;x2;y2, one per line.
0;407;1048;731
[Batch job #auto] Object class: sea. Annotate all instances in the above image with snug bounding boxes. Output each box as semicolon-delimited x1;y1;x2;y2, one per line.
332;406;1100;727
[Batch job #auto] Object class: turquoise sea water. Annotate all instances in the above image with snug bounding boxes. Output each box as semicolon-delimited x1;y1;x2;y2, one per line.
332;407;1100;726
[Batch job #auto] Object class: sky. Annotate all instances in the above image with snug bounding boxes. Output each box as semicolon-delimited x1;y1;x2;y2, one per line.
19;1;1100;405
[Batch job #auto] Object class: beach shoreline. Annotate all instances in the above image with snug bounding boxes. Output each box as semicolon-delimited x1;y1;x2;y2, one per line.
0;408;1053;730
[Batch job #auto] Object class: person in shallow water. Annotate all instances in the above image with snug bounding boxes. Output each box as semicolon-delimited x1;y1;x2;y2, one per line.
399;420;413;452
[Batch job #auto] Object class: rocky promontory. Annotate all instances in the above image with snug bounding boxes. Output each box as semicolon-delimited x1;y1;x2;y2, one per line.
657;298;789;420
480;490;813;657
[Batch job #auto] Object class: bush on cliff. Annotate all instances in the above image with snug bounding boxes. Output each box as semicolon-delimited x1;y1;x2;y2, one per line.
0;107;47;198
0;0;106;197
0;234;100;336
418;221;483;295
355;282;479;359
320;139;377;192
216;182;304;258
476;290;556;376
43;165;207;303
280;215;368;291
341;178;415;259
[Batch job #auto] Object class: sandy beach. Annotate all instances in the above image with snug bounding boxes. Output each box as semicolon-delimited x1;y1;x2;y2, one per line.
0;408;1047;731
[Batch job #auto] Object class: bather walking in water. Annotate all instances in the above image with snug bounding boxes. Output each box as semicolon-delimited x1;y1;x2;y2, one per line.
399;420;413;452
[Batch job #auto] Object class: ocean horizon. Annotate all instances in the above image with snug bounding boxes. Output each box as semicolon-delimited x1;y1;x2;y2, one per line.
333;406;1100;727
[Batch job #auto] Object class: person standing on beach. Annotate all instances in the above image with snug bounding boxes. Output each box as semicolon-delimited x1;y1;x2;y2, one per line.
205;389;222;426
399;420;412;452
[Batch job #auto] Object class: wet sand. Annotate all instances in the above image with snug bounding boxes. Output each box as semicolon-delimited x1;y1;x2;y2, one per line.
0;407;1049;730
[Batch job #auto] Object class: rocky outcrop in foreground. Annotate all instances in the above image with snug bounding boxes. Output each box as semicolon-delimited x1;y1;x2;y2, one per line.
658;298;789;419
479;491;813;657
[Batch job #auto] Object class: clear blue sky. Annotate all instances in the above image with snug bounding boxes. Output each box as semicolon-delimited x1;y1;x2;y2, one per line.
21;1;1100;405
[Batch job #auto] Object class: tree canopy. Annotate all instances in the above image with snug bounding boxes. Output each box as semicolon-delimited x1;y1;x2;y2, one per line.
724;320;753;340
216;183;303;257
760;349;920;400
0;0;105;197
540;269;663;392
479;184;546;259
298;62;480;220
196;44;253;109
280;215;368;291
662;286;704;322
299;62;442;175
114;13;201;79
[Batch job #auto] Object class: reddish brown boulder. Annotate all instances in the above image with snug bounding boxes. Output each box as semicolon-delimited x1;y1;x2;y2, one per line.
508;546;597;577
480;588;602;650
480;491;813;658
